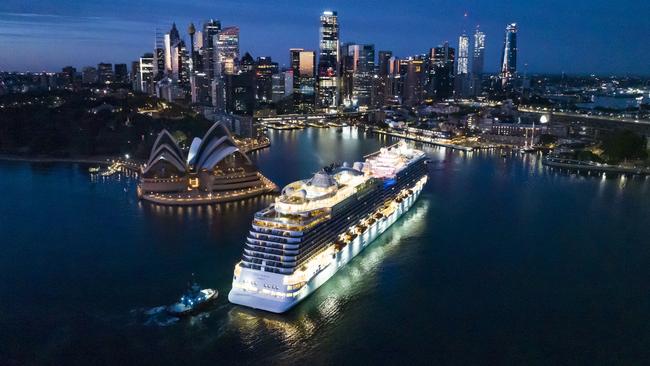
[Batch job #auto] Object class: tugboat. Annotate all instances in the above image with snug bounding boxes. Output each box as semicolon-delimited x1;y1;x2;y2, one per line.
166;277;218;317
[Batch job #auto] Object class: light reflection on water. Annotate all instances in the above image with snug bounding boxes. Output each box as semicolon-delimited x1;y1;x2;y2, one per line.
3;127;650;365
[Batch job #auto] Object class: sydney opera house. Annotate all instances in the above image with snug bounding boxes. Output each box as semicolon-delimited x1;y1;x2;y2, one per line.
137;121;276;205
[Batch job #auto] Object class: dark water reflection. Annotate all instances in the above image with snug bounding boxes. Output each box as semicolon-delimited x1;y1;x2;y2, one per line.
1;127;649;365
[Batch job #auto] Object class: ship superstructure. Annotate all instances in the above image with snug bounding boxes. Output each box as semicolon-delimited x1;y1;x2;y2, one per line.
228;141;428;313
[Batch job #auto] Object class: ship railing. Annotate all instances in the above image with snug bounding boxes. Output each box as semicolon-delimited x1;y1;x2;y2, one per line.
242;255;297;269
248;232;302;244
243;249;297;263
245;240;300;255
251;224;304;237
247;237;300;251
241;262;295;275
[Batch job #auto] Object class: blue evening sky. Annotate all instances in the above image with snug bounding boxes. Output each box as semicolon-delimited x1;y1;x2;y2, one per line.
0;0;648;75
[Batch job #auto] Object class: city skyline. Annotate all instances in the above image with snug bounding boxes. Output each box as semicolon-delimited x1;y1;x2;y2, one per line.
1;0;649;75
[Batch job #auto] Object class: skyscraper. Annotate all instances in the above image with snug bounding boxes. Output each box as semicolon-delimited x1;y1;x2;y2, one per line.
202;19;221;79
428;42;455;100
471;26;486;96
216;26;240;76
457;34;469;76
136;53;154;93
317;11;340;112
455;33;470;97
290;48;316;113
97;63;114;84
255;56;279;103
114;63;128;84
376;50;393;106
500;23;518;89
228;52;256;116
212;27;239;79
164;23;180;74
404;56;425;106
341;42;357;104
355;44;375;107
153;30;166;81
81;66;98;84
472;26;486;76
163;23;190;85
61;66;76;87
340;43;374;106
271;70;293;103
213;26;239;110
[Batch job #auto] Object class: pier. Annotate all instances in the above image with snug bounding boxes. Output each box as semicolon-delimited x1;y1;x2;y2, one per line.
542;156;650;176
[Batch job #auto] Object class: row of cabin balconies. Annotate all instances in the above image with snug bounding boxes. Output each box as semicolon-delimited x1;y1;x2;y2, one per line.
244;247;297;263
246;241;300;256
249;231;302;244
242;255;296;272
246;237;300;252
241;261;293;274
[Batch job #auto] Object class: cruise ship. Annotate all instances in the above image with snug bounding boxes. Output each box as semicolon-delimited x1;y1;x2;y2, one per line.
228;141;428;313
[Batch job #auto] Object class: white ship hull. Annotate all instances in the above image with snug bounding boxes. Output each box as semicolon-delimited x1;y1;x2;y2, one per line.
228;177;426;313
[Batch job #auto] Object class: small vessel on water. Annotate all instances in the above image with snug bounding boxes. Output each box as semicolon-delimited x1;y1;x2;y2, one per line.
88;166;100;173
166;278;218;317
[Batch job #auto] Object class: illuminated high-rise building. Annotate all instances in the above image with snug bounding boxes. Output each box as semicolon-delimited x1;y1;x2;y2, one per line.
272;70;293;103
471;26;486;96
136;53;154;93
404;56;425;106
457;34;469;75
163;23;180;74
472;27;486;76
355;44;375;106
162;23;190;86
428;42;455;100
317;10;340;112
500;23;517;88
153;30;166;81
97;63;114;84
216;26;240;76
455;33;470;97
290;48;316;113
341;43;357;104
376;50;393;106
202;19;222;79
340;42;374;107
212;26;239;110
227;52;256;116
255;56;279;103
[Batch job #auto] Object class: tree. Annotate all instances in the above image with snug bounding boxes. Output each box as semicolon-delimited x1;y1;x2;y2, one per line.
172;130;188;147
601;130;648;163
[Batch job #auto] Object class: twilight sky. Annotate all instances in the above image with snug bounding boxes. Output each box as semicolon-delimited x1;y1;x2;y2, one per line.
0;0;648;75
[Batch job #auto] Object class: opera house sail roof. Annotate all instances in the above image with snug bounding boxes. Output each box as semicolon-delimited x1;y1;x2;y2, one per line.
137;121;276;205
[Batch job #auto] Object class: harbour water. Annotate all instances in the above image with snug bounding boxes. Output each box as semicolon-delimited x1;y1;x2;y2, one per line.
1;127;650;365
